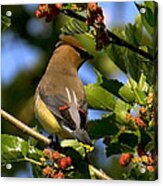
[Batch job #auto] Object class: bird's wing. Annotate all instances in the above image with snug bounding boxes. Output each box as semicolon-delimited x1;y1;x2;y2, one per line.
39;90;87;132
38;89;92;145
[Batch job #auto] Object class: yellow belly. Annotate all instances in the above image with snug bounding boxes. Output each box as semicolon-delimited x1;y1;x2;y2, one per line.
34;94;72;139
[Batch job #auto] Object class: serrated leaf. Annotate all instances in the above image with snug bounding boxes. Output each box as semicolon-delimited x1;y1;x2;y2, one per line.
114;99;130;124
1;15;11;32
61;139;85;158
63;148;91;179
87;114;119;139
106;142;133;157
2;134;29;164
144;7;155;27
138;73;149;92
1;134;43;165
135;1;157;37
134;14;143;45
95;70;124;97
106;142;123;157
118;132;138;148
75;34;96;55
61;19;87;35
133;88;147;105
106;44;127;74
85;84;116;111
119;85;135;103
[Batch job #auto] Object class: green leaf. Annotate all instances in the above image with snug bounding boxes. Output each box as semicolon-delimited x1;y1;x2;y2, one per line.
75;34;97;55
118;132;138;148
138;73;149;92
64;147;91;179
1;15;11;32
106;142;133;157
61;139;85;158
96;70;124;97
119;85;135;103
32;165;44;178
2;134;28;164
61;19;87;35
106;44;127;74
106;142;123;157
133;88;147;105
1;134;43;165
114;99;130;124
85;84;116;111
145;7;155;27
135;1;157;37
134;14;143;45
87;114;119;139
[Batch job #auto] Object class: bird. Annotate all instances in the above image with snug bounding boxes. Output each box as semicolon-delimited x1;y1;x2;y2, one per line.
34;34;93;150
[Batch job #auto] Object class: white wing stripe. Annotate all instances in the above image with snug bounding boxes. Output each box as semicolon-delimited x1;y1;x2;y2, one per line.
65;87;71;102
73;91;78;106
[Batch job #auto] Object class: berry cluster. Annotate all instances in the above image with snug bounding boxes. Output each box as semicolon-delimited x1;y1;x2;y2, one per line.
120;90;157;174
40;148;73;178
119;152;156;173
35;4;62;22
86;3;109;50
127;92;155;128
86;3;104;26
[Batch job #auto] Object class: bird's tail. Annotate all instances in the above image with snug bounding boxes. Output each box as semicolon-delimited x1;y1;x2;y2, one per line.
72;129;94;152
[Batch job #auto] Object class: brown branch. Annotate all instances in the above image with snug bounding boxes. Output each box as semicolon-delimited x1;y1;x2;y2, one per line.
61;9;153;62
1;109;51;145
1;108;112;180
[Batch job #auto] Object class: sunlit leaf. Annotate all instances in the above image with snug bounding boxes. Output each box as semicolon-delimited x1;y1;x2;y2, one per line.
85;84;116;111
1;134;43;165
87;114;119;139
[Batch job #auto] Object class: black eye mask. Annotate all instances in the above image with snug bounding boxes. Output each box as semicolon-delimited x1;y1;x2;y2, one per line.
73;46;93;60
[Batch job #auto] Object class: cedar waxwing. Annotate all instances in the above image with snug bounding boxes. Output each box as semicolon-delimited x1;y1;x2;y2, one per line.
34;35;93;148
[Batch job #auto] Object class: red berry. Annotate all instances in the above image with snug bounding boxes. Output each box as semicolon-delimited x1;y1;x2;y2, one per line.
147;166;155;172
135;116;145;127
59;158;67;169
119;153;133;166
127;113;133;121
51;171;64;178
42;166;53;176
148;155;154;164
139;107;147;114
35;9;43;18
88;3;97;11
65;156;72;166
43;148;52;158
55;3;62;10
53;151;61;160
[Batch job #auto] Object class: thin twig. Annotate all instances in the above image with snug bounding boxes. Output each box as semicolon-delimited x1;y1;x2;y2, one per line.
61;9;153;62
1;109;51;145
1;108;113;180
